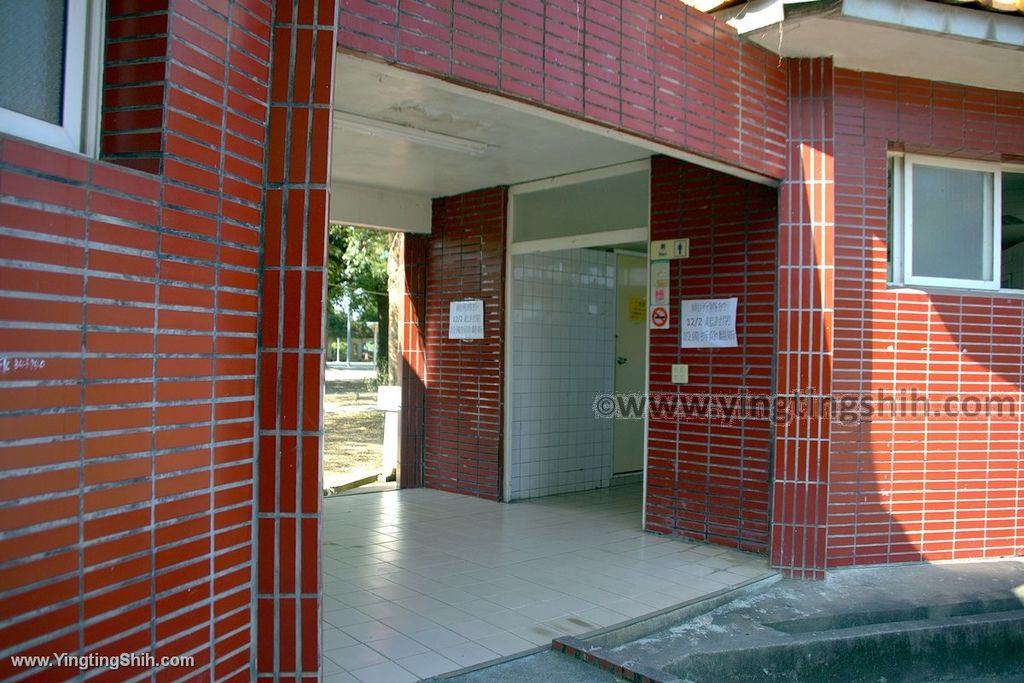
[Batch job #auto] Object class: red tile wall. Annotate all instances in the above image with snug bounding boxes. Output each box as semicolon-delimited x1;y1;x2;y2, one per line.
829;69;1024;567
336;0;787;180
0;0;273;678
424;188;507;500
400;234;428;489
646;156;777;553
771;58;835;579
102;0;170;174
256;0;337;680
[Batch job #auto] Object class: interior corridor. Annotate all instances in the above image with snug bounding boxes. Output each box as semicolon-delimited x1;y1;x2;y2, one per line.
321;485;773;682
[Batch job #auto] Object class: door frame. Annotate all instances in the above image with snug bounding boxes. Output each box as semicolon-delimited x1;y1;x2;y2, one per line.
611;249;648;479
502;160;651;524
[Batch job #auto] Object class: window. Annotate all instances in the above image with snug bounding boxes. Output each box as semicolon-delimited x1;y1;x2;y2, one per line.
889;154;1024;292
0;0;103;154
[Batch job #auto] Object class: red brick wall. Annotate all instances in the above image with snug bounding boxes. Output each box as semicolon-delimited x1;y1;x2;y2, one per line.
771;58;835;579
337;0;787;180
0;0;334;678
829;69;1024;566
646;156;777;553
424;188;507;500
102;0;170;173
0;11;265;681
256;0;337;678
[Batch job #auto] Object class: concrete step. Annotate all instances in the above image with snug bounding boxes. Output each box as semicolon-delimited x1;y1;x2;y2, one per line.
552;560;1024;683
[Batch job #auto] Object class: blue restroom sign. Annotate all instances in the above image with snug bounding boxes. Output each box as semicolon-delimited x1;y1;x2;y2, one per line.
449;299;484;339
680;298;737;348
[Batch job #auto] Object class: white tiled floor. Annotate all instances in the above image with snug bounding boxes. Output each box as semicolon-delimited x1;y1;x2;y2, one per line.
321;485;772;682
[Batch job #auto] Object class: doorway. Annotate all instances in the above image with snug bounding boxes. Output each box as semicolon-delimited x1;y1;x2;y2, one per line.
323;224;401;495
504;161;650;506
612;252;647;479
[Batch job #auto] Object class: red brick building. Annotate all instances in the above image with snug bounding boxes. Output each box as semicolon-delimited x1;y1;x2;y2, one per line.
0;0;1021;679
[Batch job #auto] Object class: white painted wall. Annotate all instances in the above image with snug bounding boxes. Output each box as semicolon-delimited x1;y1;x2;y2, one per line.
329;181;432;234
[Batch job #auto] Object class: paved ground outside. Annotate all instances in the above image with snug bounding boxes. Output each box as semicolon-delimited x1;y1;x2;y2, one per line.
484;559;1024;683
321;484;773;682
324;364;383;491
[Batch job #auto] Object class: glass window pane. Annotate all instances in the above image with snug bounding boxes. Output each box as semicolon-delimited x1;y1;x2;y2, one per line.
1000;172;1024;289
0;0;66;124
910;164;993;282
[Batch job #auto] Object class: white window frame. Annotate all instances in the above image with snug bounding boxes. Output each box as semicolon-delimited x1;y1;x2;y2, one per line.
0;0;104;155
890;153;1023;292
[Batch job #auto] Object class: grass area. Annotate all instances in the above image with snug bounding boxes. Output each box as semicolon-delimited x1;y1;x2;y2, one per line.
323;409;384;475
323;372;384;484
324;377;379;407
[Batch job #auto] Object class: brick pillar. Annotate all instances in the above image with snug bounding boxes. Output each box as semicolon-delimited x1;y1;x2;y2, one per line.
400;234;428;489
772;58;836;579
257;0;337;678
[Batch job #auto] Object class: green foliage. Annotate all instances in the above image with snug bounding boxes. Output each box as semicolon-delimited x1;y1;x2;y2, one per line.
327;224;390;320
327;225;393;381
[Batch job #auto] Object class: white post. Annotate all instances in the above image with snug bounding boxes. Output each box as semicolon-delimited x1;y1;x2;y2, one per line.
345;309;352;367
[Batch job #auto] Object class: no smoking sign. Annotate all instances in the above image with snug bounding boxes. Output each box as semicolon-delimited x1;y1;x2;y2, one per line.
649;305;669;330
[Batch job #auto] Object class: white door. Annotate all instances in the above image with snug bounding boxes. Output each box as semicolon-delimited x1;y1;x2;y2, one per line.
613;253;647;475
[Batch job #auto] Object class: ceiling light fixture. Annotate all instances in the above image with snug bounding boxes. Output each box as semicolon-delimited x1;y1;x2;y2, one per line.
332;110;492;156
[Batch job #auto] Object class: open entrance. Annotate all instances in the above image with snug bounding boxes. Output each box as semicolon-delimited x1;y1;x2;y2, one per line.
323;225;401;495
320;56;774;680
504;162;650;513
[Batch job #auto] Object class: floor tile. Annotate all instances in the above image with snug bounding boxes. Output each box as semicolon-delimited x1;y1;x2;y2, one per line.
349;661;418;683
342;619;402;643
323;485;772;679
408;626;468;650
324;672;358;683
366;634;430;660
323;627;359;653
437;640;500;667
329;643;388;671
395;651;461;679
472;631;538;656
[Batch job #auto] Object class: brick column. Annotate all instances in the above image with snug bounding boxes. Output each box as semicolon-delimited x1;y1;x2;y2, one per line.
257;0;337;677
772;58;836;579
400;234;428;489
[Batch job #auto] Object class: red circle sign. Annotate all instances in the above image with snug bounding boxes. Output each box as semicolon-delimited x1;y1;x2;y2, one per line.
651;306;668;328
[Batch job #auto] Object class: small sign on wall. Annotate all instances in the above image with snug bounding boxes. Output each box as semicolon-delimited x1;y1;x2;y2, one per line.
680;298;738;348
448;299;484;339
628;296;646;322
650;261;670;307
650;239;689;261
649;305;670;330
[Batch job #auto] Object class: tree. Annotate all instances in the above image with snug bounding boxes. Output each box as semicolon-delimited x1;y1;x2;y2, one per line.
327;224;393;381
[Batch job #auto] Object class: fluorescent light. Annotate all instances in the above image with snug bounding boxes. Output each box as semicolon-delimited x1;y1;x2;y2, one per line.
333;110;492;156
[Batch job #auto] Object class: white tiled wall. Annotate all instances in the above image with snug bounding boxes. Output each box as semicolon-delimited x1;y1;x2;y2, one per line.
509;248;616;499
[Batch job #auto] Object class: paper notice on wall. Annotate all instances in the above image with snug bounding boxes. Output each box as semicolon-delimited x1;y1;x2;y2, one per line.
628;296;646;322
448;299;484;339
680;298;738;348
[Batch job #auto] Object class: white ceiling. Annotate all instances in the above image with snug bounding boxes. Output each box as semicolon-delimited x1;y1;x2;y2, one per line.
330;54;652;199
